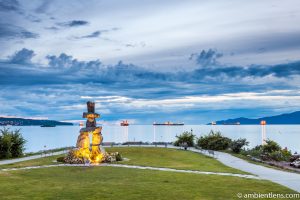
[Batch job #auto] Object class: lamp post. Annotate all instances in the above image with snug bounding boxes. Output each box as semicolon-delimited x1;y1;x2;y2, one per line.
261;120;267;145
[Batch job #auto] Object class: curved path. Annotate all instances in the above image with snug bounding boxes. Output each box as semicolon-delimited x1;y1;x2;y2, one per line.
0;150;66;165
0;145;299;192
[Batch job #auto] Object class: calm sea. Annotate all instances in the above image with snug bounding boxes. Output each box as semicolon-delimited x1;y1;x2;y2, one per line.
5;125;300;153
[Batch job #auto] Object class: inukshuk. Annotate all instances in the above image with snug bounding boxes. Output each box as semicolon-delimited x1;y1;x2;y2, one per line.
75;101;104;163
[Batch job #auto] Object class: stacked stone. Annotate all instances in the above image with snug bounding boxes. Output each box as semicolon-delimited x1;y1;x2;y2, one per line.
76;101;104;163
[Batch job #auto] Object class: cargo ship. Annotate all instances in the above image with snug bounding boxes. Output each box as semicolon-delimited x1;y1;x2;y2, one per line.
120;120;129;126
40;124;56;127
153;121;184;126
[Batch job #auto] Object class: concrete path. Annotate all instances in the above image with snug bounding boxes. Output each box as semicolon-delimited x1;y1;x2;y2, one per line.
188;148;300;193
0;150;66;166
0;163;260;179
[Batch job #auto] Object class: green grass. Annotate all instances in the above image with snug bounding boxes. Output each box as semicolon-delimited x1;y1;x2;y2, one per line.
107;147;247;174
0;147;297;199
0;166;296;200
1;147;246;174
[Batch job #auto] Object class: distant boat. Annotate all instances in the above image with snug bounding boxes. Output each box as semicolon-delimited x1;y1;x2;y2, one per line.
223;122;240;125
40;124;56;127
79;122;84;126
121;120;129;126
153;121;184;126
210;121;217;125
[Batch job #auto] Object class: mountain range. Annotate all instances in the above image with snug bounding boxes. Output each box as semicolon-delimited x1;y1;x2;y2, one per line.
0;117;73;126
209;111;300;125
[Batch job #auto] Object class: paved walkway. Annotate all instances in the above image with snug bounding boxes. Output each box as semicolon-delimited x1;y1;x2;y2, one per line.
0;150;66;165
188;148;300;193
0;163;260;179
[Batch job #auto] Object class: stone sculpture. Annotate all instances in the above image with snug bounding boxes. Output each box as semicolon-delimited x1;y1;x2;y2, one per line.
75;101;104;163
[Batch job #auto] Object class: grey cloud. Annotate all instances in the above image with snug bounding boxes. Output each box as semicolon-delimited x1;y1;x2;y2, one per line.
77;28;120;39
10;48;35;64
57;20;89;27
0;23;39;39
190;49;223;67
1;48;300;93
46;53;102;72
0;0;20;12
81;31;101;38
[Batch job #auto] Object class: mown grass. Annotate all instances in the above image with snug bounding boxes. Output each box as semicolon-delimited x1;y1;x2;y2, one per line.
107;147;248;174
0;147;298;199
0;166;297;200
1;147;246;174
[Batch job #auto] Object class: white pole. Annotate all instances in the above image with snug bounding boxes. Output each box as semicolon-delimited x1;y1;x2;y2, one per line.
153;125;156;143
261;122;266;145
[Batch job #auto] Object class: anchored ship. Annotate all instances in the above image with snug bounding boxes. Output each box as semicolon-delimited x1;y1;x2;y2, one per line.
120;120;129;126
153;121;184;126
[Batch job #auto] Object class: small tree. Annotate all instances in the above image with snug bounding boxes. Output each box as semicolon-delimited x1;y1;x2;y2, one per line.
0;131;12;159
197;130;231;150
174;131;195;147
0;128;26;159
262;139;281;154
10;129;26;157
231;138;249;153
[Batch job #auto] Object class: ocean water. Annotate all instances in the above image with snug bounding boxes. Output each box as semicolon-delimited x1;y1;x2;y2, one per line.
5;125;300;153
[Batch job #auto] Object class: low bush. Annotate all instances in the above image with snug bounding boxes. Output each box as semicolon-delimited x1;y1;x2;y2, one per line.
244;139;292;161
197;130;231;150
173;131;196;147
56;156;65;163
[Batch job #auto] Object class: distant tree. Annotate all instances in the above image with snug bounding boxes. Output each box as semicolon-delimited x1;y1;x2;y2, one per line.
174;131;196;147
262;139;281;154
231;138;249;153
197;130;232;150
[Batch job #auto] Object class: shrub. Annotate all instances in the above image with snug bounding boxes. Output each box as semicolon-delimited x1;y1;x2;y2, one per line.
0;132;12;159
197;130;231;150
244;140;292;161
262;139;281;154
56;156;65;163
0;128;26;159
10;129;26;157
231;138;249;153
174;131;195;147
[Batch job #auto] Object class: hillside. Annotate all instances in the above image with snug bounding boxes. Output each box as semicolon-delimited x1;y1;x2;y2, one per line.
210;111;300;125
0;117;73;126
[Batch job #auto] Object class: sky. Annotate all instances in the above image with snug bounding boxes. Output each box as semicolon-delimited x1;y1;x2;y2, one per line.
1;0;300;124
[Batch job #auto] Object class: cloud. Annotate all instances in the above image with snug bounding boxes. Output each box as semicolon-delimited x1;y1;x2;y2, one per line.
0;23;39;39
80;31;101;38
9;48;35;64
57;20;89;27
1;48;300;87
189;49;223;67
0;0;20;12
76;28;120;39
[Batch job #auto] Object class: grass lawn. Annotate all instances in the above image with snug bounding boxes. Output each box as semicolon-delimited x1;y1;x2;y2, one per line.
0;166;297;200
0;147;297;199
1;147;246;174
107;147;247;174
